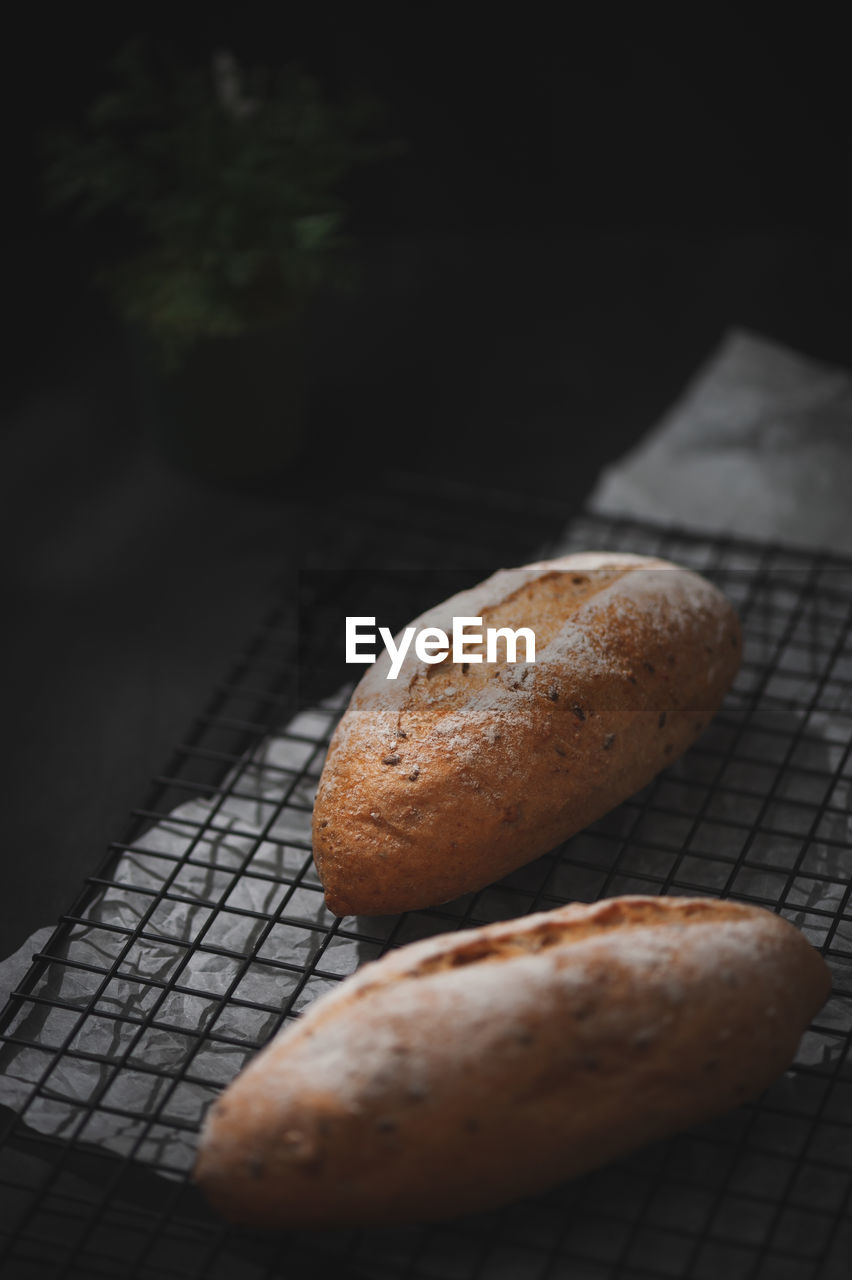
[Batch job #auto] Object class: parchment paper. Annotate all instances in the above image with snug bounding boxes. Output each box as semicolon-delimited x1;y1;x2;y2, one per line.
589;327;852;554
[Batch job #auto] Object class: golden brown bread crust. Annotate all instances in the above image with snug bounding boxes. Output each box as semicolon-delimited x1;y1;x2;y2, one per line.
193;895;831;1227
312;553;743;916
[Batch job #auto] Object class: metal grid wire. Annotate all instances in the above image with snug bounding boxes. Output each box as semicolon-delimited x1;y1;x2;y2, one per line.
1;478;851;1280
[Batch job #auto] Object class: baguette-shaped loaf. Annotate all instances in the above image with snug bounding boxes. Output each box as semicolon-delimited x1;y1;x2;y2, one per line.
194;896;831;1227
313;554;742;916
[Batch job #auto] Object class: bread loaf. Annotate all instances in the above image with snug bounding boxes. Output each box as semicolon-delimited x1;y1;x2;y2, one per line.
313;553;742;916
194;895;830;1227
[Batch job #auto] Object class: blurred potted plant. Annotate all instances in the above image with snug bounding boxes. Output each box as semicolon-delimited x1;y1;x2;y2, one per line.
43;37;402;484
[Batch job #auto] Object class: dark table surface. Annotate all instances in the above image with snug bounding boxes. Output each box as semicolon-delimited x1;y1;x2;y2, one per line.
2;227;851;962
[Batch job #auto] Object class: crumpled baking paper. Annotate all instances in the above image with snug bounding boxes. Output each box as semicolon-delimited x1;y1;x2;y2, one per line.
588;327;852;554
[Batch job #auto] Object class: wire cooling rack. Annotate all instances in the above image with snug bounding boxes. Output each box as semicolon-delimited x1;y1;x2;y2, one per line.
1;477;851;1280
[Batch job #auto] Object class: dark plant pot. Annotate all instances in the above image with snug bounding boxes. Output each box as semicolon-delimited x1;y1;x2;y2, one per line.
133;322;309;489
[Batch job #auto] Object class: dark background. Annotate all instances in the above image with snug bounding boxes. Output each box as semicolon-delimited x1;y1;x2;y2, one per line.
1;5;851;957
